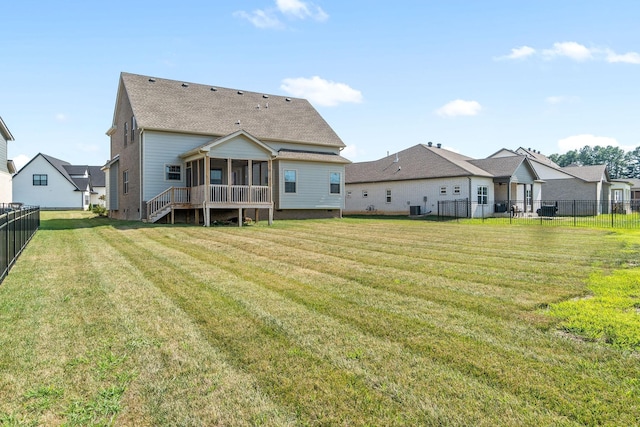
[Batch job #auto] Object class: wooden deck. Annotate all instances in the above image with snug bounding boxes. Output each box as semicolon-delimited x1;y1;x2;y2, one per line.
146;185;273;226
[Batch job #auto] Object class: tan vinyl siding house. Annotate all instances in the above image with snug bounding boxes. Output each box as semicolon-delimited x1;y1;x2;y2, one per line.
104;72;350;226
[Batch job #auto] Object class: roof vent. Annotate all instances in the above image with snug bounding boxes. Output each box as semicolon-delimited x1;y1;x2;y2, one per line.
436;143;442;148
237;90;244;95
265;102;269;108
262;94;269;99
235;120;241;125
182;83;189;87
427;141;433;147
256;104;260;109
210;87;217;91
285;97;291;102
148;78;156;82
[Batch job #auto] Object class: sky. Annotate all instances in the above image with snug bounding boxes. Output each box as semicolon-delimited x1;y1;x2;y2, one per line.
2;0;640;171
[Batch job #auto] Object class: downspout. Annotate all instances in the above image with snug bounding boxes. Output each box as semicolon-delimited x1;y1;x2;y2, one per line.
467;177;472;218
138;129;144;220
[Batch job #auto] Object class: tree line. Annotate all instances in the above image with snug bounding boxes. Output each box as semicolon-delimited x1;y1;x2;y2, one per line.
548;145;640;180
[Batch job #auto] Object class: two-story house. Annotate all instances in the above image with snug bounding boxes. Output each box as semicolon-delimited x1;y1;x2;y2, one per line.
104;72;350;226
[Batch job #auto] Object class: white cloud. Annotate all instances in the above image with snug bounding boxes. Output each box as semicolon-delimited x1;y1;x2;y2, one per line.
505;46;536;60
606;50;640;64
55;113;68;122
12;154;30;171
276;0;328;21
546;95;580;105
543;42;593;61
280;76;362;107
558;134;620;152
341;144;358;160
233;10;284;29
436;100;482;117
500;41;640;65
235;0;327;29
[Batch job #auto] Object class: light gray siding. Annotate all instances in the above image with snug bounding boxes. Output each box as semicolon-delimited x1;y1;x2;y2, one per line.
276;160;344;210
0;134;8;174
142;131;211;200
109;161;119;210
210;135;272;160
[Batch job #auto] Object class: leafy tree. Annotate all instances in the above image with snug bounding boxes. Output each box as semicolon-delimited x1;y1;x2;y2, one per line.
549;145;638;179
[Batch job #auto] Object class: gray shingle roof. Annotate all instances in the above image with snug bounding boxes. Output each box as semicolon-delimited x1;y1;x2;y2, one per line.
468;156;532;179
120;72;345;148
562;164;609;182
345;144;492;184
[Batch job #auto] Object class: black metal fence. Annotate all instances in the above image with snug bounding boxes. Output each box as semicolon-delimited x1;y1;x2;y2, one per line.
437;199;640;228
0;205;40;284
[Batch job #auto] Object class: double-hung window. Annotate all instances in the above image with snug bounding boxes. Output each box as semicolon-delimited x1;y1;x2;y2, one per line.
123;170;129;194
330;172;341;194
284;170;297;193
477;185;488;205
386;189;392;203
165;165;181;181
33;174;48;186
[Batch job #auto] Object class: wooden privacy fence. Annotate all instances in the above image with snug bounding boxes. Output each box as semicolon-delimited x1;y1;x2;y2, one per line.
438;199;640;228
0;205;40;284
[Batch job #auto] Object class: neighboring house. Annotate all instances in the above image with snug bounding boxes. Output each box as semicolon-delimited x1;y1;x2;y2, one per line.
12;153;106;210
630;179;640;198
0;116;16;204
492;147;612;214
344;143;540;218
610;179;633;213
103;72;350;226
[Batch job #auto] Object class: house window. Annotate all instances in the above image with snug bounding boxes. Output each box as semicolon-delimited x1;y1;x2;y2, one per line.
124;122;128;146
453;185;461;195
440;186;447;195
525;188;532;206
386;189;392;203
362;190;368;198
131;116;136;142
477;185;488;205
84;194;90;205
165;164;181;181
284;170;296;193
123;170;129;194
33;174;48;186
330;172;341;194
346;191;352;198
210;169;222;185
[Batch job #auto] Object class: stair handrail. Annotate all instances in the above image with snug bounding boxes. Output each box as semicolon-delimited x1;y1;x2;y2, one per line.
147;187;174;220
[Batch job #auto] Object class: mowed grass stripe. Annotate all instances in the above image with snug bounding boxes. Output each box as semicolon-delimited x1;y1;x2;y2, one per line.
2;213;637;425
139;226;635;425
1;220;295;426
81;224;295;426
94;227;414;425
116;227;577;426
226;226;593;304
182;226;577;317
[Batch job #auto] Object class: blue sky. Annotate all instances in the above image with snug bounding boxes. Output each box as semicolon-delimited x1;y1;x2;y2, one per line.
2;0;639;170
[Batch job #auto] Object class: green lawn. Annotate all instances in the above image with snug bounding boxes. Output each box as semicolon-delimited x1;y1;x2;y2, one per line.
0;211;638;426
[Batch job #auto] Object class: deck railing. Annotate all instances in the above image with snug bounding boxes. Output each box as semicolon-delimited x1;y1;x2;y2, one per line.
148;184;272;220
147;187;191;220
209;185;270;204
